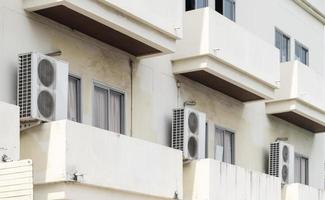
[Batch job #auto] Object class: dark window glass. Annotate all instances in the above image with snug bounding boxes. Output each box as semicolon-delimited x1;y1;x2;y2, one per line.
186;0;207;11
275;30;290;62
224;0;236;21
215;0;236;21
295;41;309;66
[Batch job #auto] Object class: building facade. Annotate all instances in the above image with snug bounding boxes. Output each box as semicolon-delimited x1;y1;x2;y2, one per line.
1;0;325;199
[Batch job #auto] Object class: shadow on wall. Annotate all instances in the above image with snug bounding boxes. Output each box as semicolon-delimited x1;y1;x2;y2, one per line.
167;117;172;147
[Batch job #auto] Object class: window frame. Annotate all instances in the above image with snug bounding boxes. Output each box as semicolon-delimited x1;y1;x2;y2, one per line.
223;0;236;21
294;153;309;185
68;74;82;123
92;81;126;134
214;125;235;164
185;0;208;11
275;28;291;62
295;40;309;66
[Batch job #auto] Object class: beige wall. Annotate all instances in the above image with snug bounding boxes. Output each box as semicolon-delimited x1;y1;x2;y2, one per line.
34;183;171;200
0;0;132;134
236;0;325;75
0;102;19;161
184;159;281;200
21;120;183;200
134;56;320;188
283;183;325;200
1;0;325;194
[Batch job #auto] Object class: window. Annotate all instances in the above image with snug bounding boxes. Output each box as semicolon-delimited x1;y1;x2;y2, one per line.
295;41;309;66
295;154;309;185
223;0;236;21
186;0;208;11
68;75;81;122
215;126;235;164
216;0;236;21
93;83;125;134
275;29;290;62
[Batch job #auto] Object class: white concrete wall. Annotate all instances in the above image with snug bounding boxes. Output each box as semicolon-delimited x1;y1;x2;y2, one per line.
101;0;184;39
0;102;19;161
274;61;325;111
0;0;325;195
134;52;322;188
173;8;280;88
310;133;325;189
132;0;325;190
236;0;325;76
34;182;169;200
283;183;325;200
184;159;281;200
0;0;132;134
20;120;183;200
24;0;179;53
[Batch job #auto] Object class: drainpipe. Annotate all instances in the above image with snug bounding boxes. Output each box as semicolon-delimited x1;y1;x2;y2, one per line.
129;58;134;137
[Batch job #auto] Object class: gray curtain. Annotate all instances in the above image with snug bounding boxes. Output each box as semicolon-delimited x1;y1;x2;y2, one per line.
301;158;306;184
215;128;224;161
68;77;78;122
294;155;301;183
224;131;232;163
215;128;233;163
109;91;123;133
93;86;108;130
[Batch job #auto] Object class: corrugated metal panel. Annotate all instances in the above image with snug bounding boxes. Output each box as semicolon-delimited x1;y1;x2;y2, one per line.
0;160;33;200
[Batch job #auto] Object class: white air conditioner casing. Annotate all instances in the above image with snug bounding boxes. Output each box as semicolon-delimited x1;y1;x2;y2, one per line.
269;141;294;184
172;108;206;160
18;52;68;122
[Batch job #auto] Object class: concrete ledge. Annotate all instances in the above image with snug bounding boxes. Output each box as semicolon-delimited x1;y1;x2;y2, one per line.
184;159;281;200
0;102;19;161
282;183;325;200
21;120;183;200
24;0;177;56
266;98;325;133
173;55;276;101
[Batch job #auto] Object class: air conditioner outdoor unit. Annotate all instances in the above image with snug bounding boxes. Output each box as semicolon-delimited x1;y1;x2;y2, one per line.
269;141;294;184
172;108;206;160
17;52;68;122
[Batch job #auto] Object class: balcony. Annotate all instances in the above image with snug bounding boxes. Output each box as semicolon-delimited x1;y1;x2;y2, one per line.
20;120;183;200
266;61;325;133
23;0;183;57
184;159;281;200
172;8;280;102
282;184;325;200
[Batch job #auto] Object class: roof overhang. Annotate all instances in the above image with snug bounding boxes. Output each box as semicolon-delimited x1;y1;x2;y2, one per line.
24;0;176;57
266;98;325;133
173;55;276;102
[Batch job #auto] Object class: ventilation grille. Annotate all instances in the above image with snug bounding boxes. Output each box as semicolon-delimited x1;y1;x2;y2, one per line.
172;109;184;151
18;53;32;118
269;142;280;177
